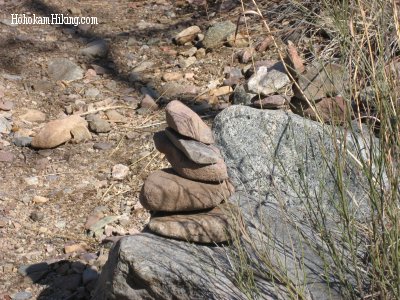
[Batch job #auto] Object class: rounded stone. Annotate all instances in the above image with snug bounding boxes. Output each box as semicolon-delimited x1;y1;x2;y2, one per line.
140;168;234;212
153;131;228;182
147;204;237;243
165;100;214;144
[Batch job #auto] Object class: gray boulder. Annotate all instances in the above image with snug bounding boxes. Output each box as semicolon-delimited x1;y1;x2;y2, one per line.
94;106;379;299
213;106;374;218
92;233;253;299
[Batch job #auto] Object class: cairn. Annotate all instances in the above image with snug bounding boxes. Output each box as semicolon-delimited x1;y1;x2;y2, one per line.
139;100;236;243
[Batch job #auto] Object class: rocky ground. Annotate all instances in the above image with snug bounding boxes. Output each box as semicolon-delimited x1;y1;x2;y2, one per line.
0;0;355;299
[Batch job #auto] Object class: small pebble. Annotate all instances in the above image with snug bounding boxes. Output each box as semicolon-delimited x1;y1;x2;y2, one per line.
64;242;88;254
0;150;14;162
162;72;183;82
12;291;32;300
0;100;14;111
30;211;44;222
140;95;158;111
179;56;196;68
13;136;32;147
89;118;111;133
112;164;129;180
33;196;48;204
93;142;113;150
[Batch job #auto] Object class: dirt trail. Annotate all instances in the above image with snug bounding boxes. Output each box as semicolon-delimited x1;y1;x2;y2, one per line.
0;0;280;298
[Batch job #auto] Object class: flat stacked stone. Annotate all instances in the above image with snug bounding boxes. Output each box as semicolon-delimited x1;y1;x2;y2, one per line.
153;131;228;182
139;100;236;243
148;205;236;244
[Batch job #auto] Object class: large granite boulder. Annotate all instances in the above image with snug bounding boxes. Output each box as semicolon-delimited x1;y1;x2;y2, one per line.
213;106;374;221
93;106;379;299
92;232;251;299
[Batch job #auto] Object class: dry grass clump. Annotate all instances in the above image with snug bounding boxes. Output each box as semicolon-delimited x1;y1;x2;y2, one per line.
228;0;400;299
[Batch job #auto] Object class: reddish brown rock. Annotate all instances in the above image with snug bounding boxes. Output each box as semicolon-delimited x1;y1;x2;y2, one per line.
226;33;249;48
256;36;273;52
0;150;13;162
147;204;237;243
253;95;289;109
162;72;183;82
0;100;13;111
293;62;346;102
239;47;255;64
209;86;233;97
165;100;214;144
31;115;91;149
292;96;349;124
285;41;305;76
19;109;46;123
174;26;201;45
154;131;227;182
140;168;234;212
165;128;222;164
140;95;158;111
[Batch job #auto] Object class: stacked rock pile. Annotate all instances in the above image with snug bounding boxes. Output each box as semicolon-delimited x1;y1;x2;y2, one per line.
139;100;236;243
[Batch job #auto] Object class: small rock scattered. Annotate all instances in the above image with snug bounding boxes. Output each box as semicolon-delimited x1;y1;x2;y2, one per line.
105;110;125;123
0;100;14;111
13;136;32;147
48;58;84;81
88;117;112;133
256;36;273;52
292;96;348;124
252;94;289;109
93;142;113;150
85;87;100;98
12;291;32;300
133;61;154;73
202;21;236;49
162;83;199;98
31;115;91;149
64;242;88;254
247;64;290;96
0;116;11;134
33;196;49;204
195;48;206;59
140;94;158;111
19;109;46;123
178;56;196;68
112;164;129;180
285;41;305;76
0;150;14;162
174;26;201;45
162;72;183;82
226;33;249;48
30;211;44;222
80;39;108;58
209;86;233;97
180;47;197;57
294;62;346;102
223;67;244;86
239;47;255;64
232;85;255;105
